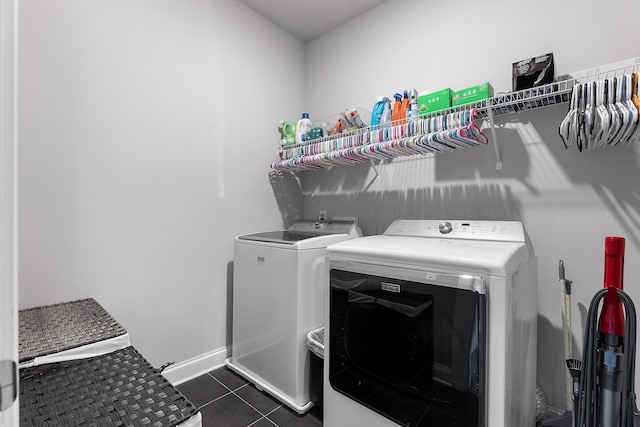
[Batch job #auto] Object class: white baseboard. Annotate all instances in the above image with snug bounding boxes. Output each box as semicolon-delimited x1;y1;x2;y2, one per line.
162;347;228;386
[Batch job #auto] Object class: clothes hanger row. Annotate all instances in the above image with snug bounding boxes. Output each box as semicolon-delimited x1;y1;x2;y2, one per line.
280;109;484;160
275;109;489;170
378;109;478;143
559;72;640;151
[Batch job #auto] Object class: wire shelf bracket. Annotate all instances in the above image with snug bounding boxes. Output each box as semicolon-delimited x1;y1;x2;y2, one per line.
485;98;502;170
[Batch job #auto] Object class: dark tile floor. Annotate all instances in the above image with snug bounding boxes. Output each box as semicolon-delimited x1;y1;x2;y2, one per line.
177;366;323;427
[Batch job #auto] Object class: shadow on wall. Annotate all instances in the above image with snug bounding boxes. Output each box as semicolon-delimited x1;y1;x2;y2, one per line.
292;112;535;234
304;183;522;235
294;104;640;240
269;170;303;228
531;109;640;243
436;120;530;184
294;122;528;197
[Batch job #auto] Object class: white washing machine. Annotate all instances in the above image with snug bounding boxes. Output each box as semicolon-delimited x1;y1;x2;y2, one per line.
227;219;361;414
324;220;537;427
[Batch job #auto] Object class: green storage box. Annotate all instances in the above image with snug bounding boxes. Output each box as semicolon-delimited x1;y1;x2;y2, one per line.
418;88;452;115
451;82;494;106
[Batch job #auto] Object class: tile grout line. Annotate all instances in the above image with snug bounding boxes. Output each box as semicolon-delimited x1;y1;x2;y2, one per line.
206;372;282;425
231;385;285;418
264;405;284;417
246;415;279;427
208;371;249;393
196;389;233;410
195;373;237;410
203;370;318;427
208;370;250;393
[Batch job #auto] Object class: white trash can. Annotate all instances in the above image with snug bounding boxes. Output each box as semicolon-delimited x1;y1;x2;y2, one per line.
306;326;324;416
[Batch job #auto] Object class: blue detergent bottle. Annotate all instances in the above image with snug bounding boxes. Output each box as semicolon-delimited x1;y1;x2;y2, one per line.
371;98;385;127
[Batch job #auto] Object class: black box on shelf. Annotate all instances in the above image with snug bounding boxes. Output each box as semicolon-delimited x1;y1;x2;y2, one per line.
512;53;555;91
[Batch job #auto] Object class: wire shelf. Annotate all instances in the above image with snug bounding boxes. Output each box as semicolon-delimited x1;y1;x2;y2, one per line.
271;56;640;172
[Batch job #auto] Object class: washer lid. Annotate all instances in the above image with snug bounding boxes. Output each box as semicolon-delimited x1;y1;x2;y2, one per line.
327;220;536;277
237;220;362;245
237;230;323;245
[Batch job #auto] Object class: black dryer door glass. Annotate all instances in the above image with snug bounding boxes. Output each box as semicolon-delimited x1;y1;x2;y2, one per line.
329;268;485;427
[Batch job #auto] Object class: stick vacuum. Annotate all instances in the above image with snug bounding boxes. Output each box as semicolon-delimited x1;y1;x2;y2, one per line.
575;237;640;427
599;237;625;427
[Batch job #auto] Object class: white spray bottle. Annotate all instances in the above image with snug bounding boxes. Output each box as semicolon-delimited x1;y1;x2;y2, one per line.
407;89;419;118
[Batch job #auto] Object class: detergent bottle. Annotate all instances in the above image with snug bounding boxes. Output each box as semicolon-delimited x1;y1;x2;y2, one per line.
295;113;312;145
371;98;385;127
278;119;296;146
380;97;392;125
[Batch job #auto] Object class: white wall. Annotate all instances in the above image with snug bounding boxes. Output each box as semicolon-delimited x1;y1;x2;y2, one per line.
304;0;640;409
18;0;306;372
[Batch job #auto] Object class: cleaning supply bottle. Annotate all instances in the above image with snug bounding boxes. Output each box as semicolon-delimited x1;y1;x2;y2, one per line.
401;91;410;120
407;89;419;119
322;121;331;137
339;112;352;133
296;113;312;145
392;93;403;123
330;119;342;136
278;119;296;146
379;97;392;140
349;108;366;128
371;98;385;127
343;109;356;128
380;97;392;125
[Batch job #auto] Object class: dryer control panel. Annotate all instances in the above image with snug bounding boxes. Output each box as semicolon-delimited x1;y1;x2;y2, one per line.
384;220;527;242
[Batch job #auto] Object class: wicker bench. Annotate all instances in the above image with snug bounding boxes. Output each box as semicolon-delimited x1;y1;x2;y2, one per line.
19;298;130;368
18;299;201;427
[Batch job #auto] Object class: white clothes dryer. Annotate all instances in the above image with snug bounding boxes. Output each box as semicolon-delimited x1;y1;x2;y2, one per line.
227;220;361;414
324;220;537;427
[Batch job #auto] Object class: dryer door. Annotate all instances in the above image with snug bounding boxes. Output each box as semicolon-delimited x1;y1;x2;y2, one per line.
329;266;486;427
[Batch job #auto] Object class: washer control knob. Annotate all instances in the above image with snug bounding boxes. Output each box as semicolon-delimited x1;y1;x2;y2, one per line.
439;222;453;234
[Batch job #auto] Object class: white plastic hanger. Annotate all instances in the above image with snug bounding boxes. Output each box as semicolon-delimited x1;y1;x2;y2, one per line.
559;84;579;148
590;81;605;147
606;77;621;145
584;82;595;150
611;75;630;145
569;83;584;150
597;79;611;147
